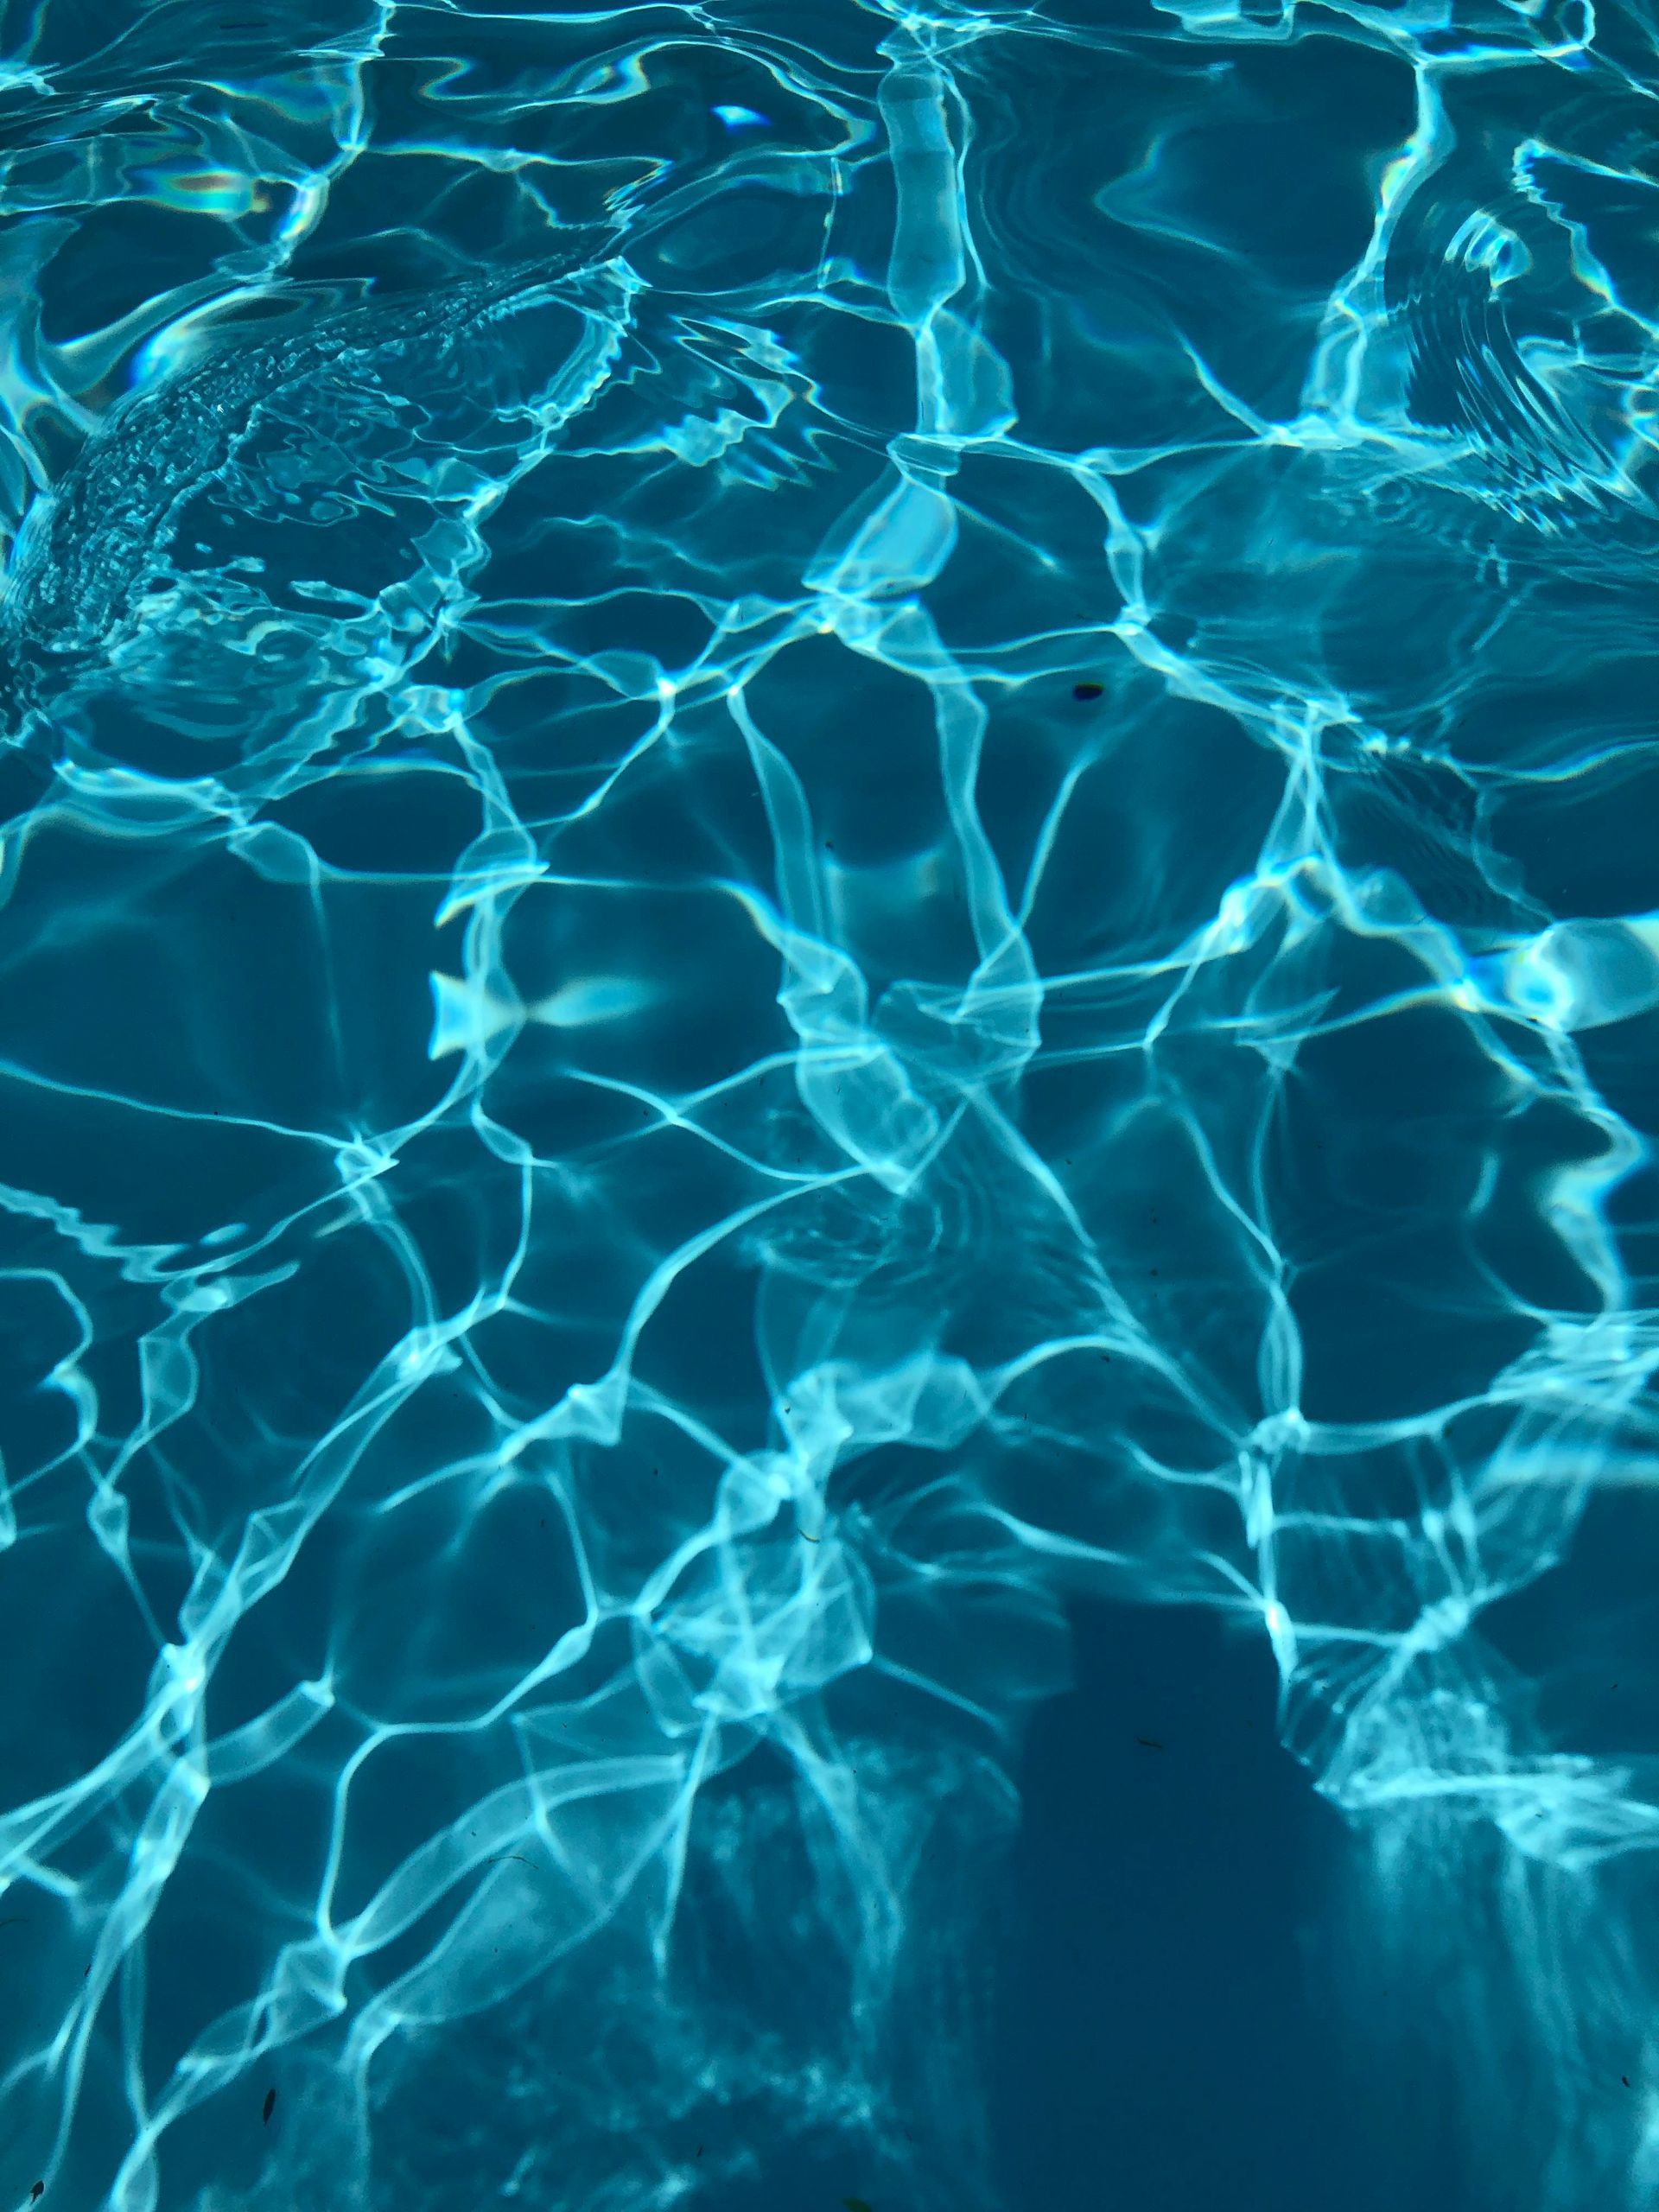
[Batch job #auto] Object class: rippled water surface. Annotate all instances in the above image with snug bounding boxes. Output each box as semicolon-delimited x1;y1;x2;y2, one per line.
3;1;1659;2206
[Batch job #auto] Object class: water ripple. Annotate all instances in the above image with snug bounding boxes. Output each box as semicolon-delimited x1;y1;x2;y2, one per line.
1;3;1657;2209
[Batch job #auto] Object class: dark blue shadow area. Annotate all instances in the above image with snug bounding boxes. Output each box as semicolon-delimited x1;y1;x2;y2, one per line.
996;1601;1468;2212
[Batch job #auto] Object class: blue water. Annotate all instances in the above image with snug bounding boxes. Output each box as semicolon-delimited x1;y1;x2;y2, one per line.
2;2;1658;2206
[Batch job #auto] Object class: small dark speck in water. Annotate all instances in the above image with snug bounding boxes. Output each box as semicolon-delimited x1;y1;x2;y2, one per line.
263;2088;276;2125
30;2185;43;2202
843;2197;874;2212
1135;1735;1166;1751
1072;681;1103;702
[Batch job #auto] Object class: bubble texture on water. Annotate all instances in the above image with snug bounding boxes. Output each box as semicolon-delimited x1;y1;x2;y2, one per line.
2;2;1659;2207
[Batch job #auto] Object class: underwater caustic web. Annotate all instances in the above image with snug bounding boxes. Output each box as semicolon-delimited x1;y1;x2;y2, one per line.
0;1;1657;2207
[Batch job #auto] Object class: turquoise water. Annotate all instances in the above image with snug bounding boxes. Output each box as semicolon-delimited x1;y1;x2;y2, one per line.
2;2;1658;2206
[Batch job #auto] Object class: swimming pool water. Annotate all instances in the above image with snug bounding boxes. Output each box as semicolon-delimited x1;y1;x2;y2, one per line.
2;2;1658;2207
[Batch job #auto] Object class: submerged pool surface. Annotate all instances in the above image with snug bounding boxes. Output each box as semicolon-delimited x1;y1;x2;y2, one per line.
1;1;1658;2206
